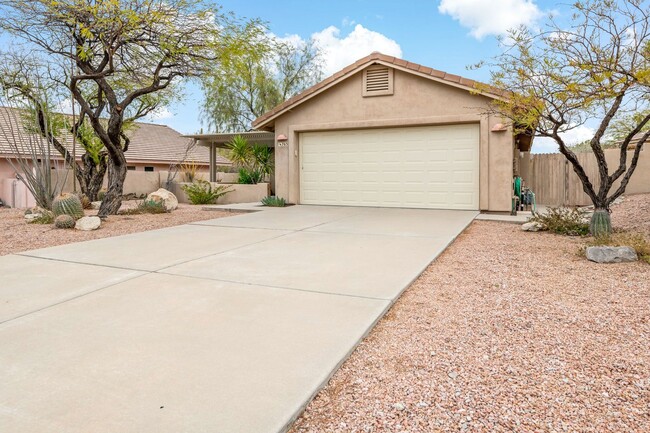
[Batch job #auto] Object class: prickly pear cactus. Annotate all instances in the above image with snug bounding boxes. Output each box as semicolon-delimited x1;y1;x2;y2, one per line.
590;209;611;237
54;214;76;229
52;193;84;219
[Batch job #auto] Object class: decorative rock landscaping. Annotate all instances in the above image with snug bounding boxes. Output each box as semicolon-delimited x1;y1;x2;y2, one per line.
586;245;638;263
75;216;102;231
146;188;178;211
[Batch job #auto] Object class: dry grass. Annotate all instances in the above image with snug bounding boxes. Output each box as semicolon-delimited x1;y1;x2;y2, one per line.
0;203;230;256
290;194;650;433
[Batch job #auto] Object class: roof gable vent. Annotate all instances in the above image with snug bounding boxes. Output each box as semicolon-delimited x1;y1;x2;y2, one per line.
362;65;394;97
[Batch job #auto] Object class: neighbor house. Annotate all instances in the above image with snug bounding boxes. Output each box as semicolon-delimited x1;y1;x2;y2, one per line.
253;52;532;212
0;106;232;206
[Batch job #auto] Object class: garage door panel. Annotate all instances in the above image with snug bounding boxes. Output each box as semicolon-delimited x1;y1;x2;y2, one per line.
300;124;479;210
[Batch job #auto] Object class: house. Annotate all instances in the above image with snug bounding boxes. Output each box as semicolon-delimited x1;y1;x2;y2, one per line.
0;106;232;206
253;52;532;212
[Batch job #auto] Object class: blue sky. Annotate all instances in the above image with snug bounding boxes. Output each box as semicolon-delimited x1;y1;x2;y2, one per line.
0;0;585;153
157;0;581;153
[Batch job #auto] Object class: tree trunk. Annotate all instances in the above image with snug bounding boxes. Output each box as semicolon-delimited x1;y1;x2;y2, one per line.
98;154;126;216
79;154;107;202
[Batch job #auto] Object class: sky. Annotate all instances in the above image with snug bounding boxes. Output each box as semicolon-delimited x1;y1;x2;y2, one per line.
152;0;589;154
2;0;595;153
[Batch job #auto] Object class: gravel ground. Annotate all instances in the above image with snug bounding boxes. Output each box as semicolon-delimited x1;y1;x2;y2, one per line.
290;195;650;433
611;193;650;237
0;203;230;256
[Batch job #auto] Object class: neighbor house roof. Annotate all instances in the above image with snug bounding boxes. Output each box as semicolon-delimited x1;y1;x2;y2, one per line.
0;106;232;166
253;52;507;130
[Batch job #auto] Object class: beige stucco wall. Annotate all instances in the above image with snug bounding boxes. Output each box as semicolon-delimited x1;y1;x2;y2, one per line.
268;68;514;212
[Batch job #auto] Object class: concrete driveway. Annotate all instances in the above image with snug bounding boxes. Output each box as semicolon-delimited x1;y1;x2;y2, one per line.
0;205;476;433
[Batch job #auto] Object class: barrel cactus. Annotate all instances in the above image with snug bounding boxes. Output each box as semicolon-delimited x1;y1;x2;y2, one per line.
52;193;84;219
54;214;76;229
590;209;612;237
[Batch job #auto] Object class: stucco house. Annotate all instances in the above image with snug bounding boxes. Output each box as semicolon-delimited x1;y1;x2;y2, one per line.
0;107;232;206
253;52;532;212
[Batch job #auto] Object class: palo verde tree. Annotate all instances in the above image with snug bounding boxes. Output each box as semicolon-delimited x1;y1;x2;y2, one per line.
201;38;323;132
482;0;650;235
0;0;262;215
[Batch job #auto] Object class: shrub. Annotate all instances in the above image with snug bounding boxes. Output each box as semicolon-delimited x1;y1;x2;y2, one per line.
226;135;273;184
120;199;169;215
181;160;199;183
529;207;590;236
52;193;84;219
261;195;286;207
589;232;650;264
181;180;232;205
74;192;92;209
54;214;76;229
28;210;54;224
238;168;264;184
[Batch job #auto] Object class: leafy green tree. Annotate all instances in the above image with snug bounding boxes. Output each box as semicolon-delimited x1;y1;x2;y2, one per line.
202;39;323;131
480;0;650;234
0;0;262;215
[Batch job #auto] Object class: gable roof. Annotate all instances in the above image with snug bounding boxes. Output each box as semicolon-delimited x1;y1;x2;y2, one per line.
0;107;231;166
252;52;507;130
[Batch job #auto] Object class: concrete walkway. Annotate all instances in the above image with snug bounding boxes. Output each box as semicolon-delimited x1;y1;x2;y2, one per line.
0;206;476;433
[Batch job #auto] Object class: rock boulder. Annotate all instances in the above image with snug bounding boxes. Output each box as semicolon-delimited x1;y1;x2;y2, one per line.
586;246;637;263
146;188;178;211
521;221;544;232
75;216;101;231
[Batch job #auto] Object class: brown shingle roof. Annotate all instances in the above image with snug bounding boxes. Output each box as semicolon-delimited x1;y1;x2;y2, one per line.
0;107;231;166
252;52;507;130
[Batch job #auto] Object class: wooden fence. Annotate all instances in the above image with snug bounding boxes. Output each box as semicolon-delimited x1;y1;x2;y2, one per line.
519;148;650;206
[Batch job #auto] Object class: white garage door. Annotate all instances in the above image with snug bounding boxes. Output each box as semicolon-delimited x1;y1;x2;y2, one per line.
300;124;480;210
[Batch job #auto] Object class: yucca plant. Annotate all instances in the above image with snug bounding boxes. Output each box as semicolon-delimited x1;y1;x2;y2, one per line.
226;135;274;184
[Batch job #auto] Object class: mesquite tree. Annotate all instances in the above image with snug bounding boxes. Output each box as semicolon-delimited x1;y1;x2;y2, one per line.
0;0;261;215
482;0;650;234
202;39;323;132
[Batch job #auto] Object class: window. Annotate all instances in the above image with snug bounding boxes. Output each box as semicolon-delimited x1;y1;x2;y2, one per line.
362;65;394;97
127;166;136;171
144;166;154;172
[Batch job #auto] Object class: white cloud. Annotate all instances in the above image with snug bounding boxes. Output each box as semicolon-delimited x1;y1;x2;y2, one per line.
439;0;542;39
341;17;356;27
531;125;595;154
55;97;75;115
145;106;174;121
311;24;402;75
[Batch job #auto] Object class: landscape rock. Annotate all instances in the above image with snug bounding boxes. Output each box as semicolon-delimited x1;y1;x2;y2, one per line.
586;246;637;263
146;188;178;211
75;216;101;231
91;201;102;210
24;213;41;221
521;221;544;232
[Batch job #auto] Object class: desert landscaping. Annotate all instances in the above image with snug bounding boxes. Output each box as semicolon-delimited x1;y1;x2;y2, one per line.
0;202;230;256
289;194;650;433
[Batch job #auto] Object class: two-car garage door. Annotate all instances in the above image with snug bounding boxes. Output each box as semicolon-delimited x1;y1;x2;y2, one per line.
299;124;480;210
